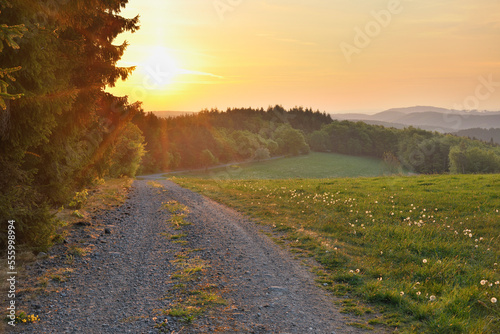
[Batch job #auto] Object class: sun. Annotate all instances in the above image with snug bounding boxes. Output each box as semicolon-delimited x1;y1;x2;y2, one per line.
139;46;180;89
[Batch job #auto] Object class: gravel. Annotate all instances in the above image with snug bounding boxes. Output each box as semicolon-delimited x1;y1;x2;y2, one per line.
10;179;385;333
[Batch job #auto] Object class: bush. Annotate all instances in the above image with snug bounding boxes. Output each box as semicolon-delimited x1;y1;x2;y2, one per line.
68;189;88;209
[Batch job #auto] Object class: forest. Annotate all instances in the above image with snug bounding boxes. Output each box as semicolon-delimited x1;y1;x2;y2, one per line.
1;0;500;251
134;107;500;175
0;0;144;250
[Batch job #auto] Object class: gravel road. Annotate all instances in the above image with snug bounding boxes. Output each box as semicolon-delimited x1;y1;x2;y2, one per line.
10;179;379;333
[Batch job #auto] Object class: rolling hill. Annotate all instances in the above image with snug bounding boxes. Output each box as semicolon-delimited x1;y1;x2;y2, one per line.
331;106;500;132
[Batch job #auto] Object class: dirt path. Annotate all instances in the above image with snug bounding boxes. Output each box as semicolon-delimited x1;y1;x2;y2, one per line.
11;179;379;333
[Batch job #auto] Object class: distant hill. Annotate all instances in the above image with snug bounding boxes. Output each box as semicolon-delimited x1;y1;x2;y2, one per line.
151;111;196;119
454;128;500;145
331;106;500;132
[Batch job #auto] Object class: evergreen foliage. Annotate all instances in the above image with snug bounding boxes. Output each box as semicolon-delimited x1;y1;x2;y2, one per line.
0;0;142;251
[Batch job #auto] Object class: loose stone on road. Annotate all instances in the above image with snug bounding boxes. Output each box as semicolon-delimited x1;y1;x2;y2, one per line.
11;179;381;333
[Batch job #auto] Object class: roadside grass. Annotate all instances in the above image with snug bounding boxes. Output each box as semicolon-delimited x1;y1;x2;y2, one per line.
171;152;401;180
55;177;133;230
175;174;500;333
1;177;133;331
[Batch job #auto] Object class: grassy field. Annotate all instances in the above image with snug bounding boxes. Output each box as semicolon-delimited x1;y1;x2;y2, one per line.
171;152;399;179
174;174;500;333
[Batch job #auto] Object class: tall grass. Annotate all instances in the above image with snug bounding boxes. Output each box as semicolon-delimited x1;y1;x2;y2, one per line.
175;174;500;333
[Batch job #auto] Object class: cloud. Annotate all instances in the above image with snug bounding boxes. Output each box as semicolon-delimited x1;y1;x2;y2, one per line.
178;69;224;79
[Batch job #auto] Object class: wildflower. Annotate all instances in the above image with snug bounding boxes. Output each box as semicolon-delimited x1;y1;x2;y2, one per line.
429;295;436;301
355;269;360;273
495;281;499;285
400;291;405;296
481;280;488;286
416;291;421;296
492;297;497;303
378;277;383;281
422;259;427;264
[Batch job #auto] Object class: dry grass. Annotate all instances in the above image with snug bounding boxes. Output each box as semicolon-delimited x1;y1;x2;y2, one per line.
1;177;133;331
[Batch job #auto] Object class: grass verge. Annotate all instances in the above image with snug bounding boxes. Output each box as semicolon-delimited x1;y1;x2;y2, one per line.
175;174;500;333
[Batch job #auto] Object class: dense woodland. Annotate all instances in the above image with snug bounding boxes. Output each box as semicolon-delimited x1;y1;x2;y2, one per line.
0;0;144;250
134;107;500;175
1;0;500;251
454;128;500;145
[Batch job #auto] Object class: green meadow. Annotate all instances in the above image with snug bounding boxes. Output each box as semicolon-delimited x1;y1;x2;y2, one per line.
174;174;500;333
170;152;399;180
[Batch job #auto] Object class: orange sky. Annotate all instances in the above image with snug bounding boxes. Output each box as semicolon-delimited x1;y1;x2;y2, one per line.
108;0;500;113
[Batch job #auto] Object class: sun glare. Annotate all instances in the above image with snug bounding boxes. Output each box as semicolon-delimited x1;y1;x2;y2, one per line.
139;46;180;90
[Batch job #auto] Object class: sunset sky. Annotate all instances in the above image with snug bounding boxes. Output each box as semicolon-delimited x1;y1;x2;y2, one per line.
108;0;500;114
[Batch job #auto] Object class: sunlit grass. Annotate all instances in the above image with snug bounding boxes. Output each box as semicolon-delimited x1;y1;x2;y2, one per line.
176;174;500;333
172;152;400;179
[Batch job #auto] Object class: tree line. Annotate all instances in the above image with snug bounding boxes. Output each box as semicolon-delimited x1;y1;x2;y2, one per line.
1;0;499;251
0;0;144;250
132;106;326;171
134;107;500;176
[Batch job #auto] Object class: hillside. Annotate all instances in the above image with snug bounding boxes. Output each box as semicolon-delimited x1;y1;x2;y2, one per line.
171;152;398;179
331;106;500;132
455;128;500;145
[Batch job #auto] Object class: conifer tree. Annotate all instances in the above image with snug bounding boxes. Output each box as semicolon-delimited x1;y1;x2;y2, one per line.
0;13;26;109
0;0;142;250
